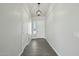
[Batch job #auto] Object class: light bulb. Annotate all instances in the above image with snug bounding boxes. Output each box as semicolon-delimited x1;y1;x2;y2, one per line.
36;10;41;16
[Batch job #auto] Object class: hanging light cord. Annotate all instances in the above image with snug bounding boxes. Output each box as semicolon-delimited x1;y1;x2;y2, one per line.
36;3;41;16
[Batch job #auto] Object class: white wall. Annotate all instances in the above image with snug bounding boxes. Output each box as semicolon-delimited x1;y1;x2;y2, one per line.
46;3;79;56
0;4;32;56
32;16;46;39
21;4;32;53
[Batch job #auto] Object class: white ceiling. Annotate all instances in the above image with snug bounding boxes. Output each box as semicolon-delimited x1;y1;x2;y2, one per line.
26;3;50;17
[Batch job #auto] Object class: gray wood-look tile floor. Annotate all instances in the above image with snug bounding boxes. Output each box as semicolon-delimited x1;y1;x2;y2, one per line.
21;38;57;56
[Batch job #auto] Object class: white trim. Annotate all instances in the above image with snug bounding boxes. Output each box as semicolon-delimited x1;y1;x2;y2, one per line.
18;41;30;56
51;45;61;56
46;38;61;56
32;37;46;39
18;48;24;56
18;38;32;56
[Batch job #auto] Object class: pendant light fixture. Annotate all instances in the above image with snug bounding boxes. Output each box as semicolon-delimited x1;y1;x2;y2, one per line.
36;3;42;16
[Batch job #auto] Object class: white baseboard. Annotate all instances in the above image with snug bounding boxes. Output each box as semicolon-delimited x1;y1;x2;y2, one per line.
18;48;24;56
51;45;61;56
18;38;32;56
46;39;61;56
32;37;47;39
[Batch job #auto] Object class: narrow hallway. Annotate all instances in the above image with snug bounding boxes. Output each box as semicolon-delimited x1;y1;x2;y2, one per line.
0;3;79;56
21;38;57;56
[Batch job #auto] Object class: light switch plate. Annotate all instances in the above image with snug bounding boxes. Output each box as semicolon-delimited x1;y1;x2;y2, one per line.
73;32;79;38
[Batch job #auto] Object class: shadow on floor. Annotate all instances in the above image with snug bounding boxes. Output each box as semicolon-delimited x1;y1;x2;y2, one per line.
21;38;57;56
